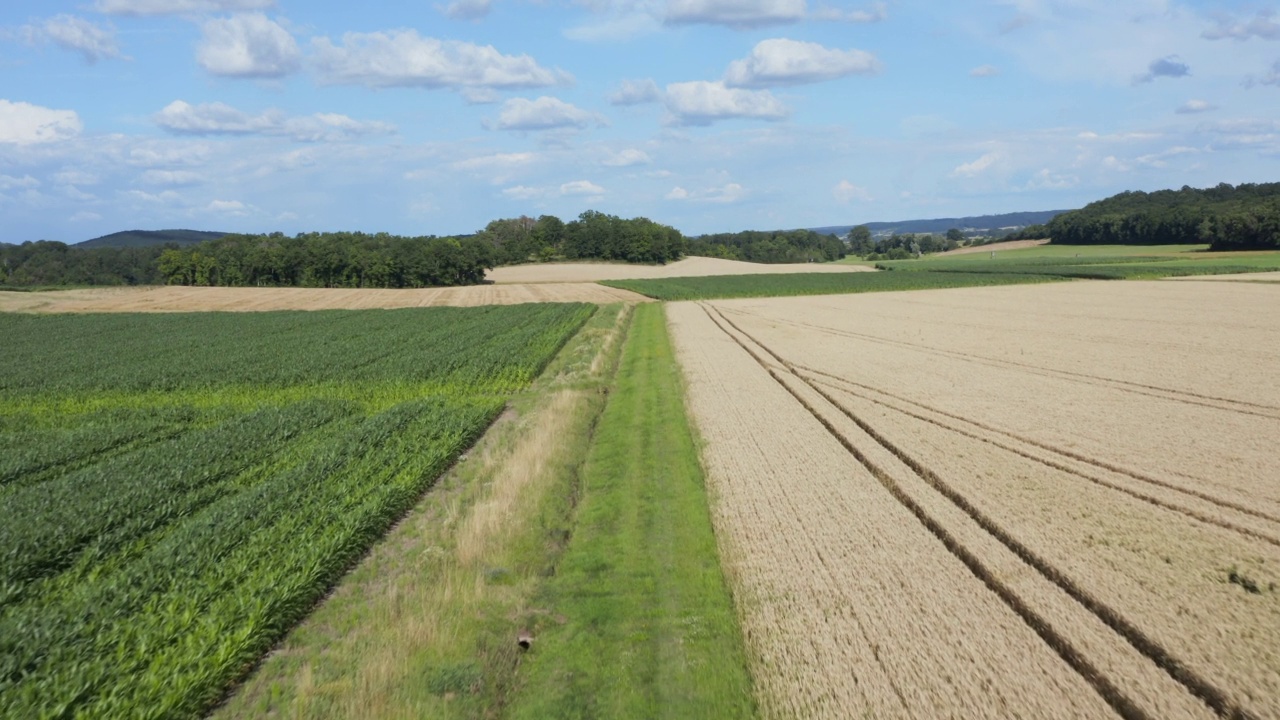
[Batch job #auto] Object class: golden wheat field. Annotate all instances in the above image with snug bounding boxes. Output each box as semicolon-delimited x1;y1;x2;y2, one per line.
484;256;874;283
668;280;1280;720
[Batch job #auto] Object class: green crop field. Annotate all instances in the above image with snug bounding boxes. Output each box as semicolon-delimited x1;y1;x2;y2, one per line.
878;250;1280;280
0;305;593;719
601;271;1063;301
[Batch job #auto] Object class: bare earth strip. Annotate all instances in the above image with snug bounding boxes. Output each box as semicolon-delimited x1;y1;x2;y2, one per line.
667;302;1121;720
0;283;647;313
936;239;1049;256
486;256;873;284
1167;271;1280;282
679;281;1280;718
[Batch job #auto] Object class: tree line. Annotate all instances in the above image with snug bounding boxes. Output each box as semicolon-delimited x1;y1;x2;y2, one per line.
687;229;846;263
1045;182;1280;249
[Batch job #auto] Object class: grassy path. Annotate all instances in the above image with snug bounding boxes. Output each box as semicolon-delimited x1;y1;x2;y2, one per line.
508;303;756;720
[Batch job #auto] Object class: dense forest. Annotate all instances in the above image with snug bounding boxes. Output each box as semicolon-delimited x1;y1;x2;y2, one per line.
1046;182;1280;249
687;229;846;263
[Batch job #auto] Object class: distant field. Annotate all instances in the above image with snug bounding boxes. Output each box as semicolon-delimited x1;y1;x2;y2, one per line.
486;256;872;284
0;305;594;719
933;242;1211;259
602;270;1061;301
0;283;646;313
879;249;1280;280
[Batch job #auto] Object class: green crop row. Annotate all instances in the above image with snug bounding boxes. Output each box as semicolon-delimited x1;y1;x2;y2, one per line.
0;304;595;718
601;270;1063;301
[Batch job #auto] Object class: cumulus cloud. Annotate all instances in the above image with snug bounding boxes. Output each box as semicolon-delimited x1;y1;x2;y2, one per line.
970;64;1000;77
663;81;787;125
312;30;568;90
443;0;492;20
491;96;600;131
1134;55;1190;84
724;38;879;87
665;182;745;203
1202;11;1280;41
560;180;605;195
1176;99;1216;114
665;0;806;29
206;199;251;215
602;148;651;166
0;174;41;190
501;179;604;200
197;14;300;78
94;0;273;15
809;1;886;23
154;100;394;142
609;78;662;105
141;169;204;186
0;100;82;145
23;15;123;64
832;180;871;203
951;151;1000;178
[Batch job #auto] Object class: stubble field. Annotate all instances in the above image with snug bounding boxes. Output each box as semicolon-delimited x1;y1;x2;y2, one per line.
668;280;1280;719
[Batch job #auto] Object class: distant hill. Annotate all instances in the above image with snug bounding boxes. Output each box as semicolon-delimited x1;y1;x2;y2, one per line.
76;229;229;248
811;210;1070;238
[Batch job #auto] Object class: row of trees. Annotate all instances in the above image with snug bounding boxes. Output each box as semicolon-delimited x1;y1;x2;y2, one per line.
478;211;686;265
687;229;846;263
0;242;166;287
1046;182;1280;249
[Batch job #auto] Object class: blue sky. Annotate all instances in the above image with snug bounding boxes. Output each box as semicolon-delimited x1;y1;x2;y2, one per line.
1;0;1277;240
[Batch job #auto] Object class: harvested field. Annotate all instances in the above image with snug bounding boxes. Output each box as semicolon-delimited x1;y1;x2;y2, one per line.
668;280;1280;719
936;238;1050;256
0;283;646;313
485;256;872;284
1168;270;1280;283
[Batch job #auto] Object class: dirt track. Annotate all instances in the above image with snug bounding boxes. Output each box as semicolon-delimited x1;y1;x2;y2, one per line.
0;283;647;313
485;256;872;283
668;280;1280;719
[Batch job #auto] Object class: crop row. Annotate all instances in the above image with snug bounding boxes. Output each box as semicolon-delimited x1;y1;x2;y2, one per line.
601;271;1062;301
0;304;595;718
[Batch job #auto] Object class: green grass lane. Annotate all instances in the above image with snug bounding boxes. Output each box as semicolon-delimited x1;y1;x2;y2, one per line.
508;303;757;720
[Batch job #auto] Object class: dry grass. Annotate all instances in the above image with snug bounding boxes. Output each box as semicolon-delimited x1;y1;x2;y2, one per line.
937;239;1050;256
672;280;1280;718
0;283;646;313
485;256;873;284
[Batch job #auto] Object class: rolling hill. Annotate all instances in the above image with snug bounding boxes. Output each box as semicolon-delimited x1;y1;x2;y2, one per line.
76;229;228;248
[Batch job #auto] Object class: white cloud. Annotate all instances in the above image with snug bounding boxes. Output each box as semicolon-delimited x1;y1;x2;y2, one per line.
1202;11;1280;41
451;151;537;183
53;169;99;186
665;0;805;29
501;185;543;200
724;38;880;87
663;81;787;125
1026;169;1078;189
124;189;184;204
1176;99;1216;114
809;2;886;23
141;169;204;185
665;182;745;203
609;78;662;105
70;211;102;222
154;100;394;142
443;0;492;20
560;180;605;195
491;96;600;131
94;0;273;15
1135;146;1198;168
312;30;568;90
951;151;1000;177
0;100;82;145
970;64;1000;77
0;175;41;190
197;14;300;78
602;148;651;166
206;199;249;214
23;15;123;64
832;180;871;203
128;141;214;168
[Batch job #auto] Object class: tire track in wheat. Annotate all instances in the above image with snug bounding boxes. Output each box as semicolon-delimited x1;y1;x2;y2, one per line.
702;302;1259;720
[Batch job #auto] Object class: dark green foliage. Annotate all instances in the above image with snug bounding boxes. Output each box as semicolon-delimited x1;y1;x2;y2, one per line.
0;240;167;286
602;271;1061;301
687;228;845;263
1046;182;1280;249
76;229;228;248
477;211;685;265
0;304;595;719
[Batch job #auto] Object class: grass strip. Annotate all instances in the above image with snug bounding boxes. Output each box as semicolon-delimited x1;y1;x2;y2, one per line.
507;303;757;720
602;270;1060;301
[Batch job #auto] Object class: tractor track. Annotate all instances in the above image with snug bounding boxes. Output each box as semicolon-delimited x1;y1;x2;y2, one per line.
697;301;1257;720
